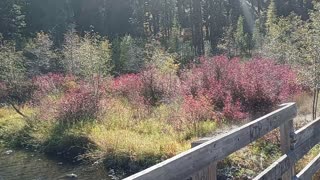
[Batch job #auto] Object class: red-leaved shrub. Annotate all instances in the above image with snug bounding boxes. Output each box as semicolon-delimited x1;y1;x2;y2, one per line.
181;56;301;120
33;73;65;93
111;74;145;106
111;67;181;107
32;73;77;103
57;84;99;123
182;94;214;122
141;67;181;106
35;75;108;122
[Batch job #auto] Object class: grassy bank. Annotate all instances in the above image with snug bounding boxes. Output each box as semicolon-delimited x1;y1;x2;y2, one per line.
2;100;319;178
0;105;287;178
0;101;218;176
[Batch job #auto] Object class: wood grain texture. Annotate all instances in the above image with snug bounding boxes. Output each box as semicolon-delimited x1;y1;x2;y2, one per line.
294;117;320;148
254;117;320;180
296;152;320;180
191;138;217;180
280;119;295;180
124;103;297;180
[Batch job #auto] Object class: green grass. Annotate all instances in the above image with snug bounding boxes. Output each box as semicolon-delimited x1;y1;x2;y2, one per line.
0;100;218;175
4;101;318;178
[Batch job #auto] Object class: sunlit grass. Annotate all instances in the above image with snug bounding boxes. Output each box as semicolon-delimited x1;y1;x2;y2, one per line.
0;108;27;143
0;101;218;173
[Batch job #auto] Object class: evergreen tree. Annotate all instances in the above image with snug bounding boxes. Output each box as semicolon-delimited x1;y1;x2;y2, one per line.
252;18;264;50
119;35;144;74
0;0;26;43
235;16;249;55
111;37;122;75
266;0;277;35
62;27;81;75
191;0;204;56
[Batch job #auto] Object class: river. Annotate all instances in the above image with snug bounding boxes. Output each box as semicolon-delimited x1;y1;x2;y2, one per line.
0;148;117;180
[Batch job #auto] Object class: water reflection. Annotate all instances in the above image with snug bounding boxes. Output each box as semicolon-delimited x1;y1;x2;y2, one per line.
0;149;113;180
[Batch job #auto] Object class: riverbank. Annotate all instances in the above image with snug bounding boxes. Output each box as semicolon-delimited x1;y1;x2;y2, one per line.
0;102;218;177
3;102;320;179
0;105;292;179
0;105;287;179
0;147;114;180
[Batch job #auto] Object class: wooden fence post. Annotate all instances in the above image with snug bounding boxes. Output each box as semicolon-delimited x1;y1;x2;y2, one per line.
191;138;217;180
280;119;295;180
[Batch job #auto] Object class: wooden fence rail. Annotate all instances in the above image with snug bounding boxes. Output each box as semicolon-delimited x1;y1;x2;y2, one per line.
124;102;320;180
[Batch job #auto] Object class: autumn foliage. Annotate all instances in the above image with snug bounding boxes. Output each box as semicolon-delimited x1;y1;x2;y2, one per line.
181;56;300;120
30;56;300;123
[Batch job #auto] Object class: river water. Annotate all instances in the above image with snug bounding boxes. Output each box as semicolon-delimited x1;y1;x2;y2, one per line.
0;148;116;180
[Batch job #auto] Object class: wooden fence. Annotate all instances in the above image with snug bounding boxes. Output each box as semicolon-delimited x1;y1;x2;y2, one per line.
123;103;320;180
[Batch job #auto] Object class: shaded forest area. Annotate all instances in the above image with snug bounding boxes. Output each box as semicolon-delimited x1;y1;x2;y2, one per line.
0;0;314;58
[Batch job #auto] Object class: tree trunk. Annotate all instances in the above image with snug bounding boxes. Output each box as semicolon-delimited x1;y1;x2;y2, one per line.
9;101;28;119
191;0;204;56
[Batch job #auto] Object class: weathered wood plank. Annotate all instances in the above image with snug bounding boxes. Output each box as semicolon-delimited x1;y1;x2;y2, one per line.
296;152;320;180
190;162;217;180
254;118;320;180
191;138;213;148
124;103;297;180
191;138;217;180
294;117;320;148
280;119;295;180
254;155;291;180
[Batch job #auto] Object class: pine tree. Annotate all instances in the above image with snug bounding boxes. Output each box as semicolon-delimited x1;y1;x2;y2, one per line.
266;0;277;35
252;18;264;50
235;16;248;55
191;0;204;56
119;35;144;74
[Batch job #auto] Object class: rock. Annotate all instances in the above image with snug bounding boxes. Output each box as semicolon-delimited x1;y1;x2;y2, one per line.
5;150;13;155
65;173;78;179
57;162;63;165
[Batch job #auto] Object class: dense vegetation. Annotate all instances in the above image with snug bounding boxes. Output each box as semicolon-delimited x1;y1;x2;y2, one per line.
1;0;320;178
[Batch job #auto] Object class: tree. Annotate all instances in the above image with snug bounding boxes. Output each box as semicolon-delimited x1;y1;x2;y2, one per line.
25;0;73;45
205;0;226;54
235;16;249;56
62;30;112;79
0;41;33;118
191;0;204;56
298;2;320;119
252;18;265;51
0;0;26;43
266;0;277;35
62;27;81;75
130;0;148;37
24;32;57;76
119;35;144;74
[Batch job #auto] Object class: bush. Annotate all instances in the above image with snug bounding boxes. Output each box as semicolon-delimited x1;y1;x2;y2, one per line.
111;74;145;106
182;94;214;123
56;84;99;123
181;56;300;120
141;67;181;106
111;67;181;107
0;80;35;106
239;58;300;113
33;73;66;95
